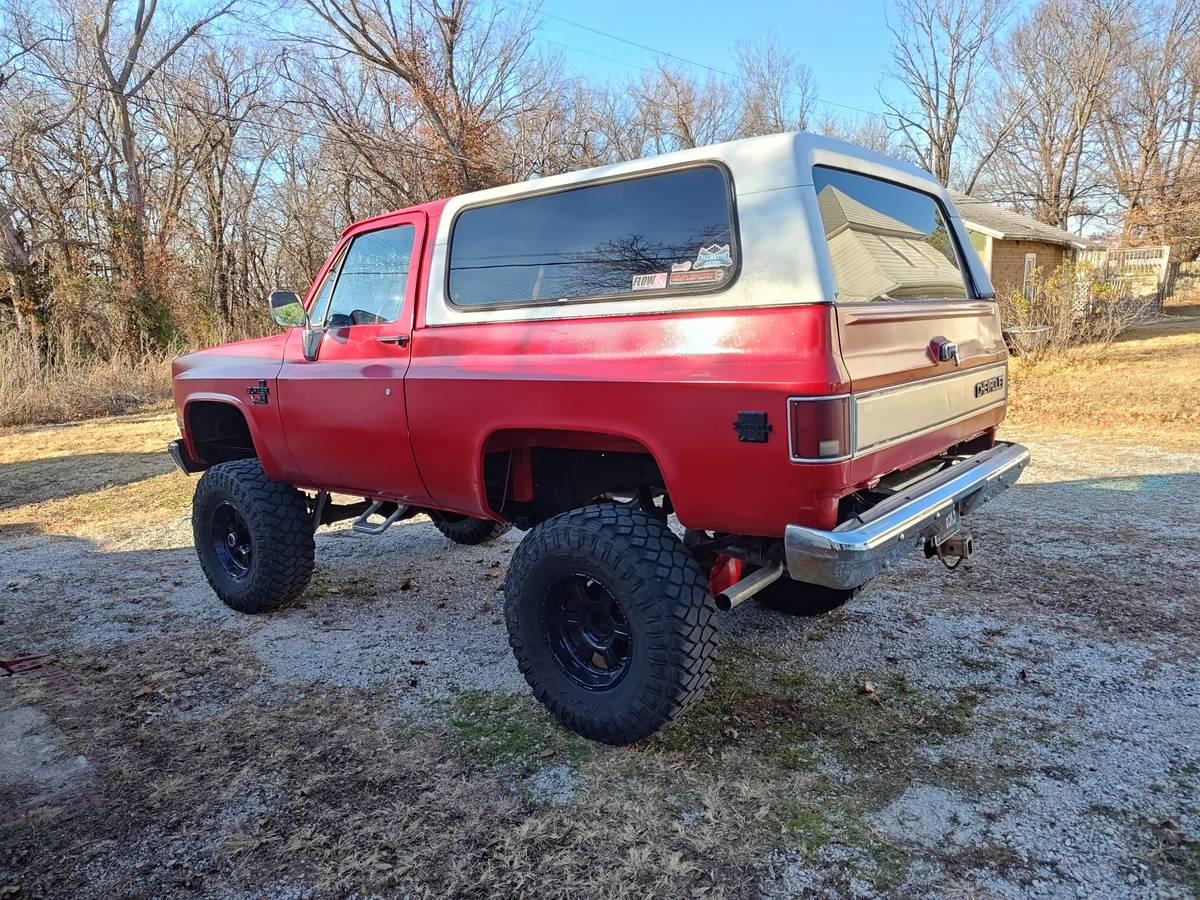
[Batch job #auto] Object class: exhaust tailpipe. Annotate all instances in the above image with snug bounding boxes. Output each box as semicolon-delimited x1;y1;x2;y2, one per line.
715;561;785;611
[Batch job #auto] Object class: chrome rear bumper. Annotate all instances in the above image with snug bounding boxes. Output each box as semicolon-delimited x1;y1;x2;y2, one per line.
784;442;1030;590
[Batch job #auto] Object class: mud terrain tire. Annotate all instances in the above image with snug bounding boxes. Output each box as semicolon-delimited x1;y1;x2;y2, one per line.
192;459;314;614
430;512;509;545
505;504;718;744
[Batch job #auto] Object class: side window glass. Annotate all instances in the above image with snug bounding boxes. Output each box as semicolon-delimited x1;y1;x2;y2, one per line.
308;244;348;325
812;166;967;302
448;166;736;308
325;224;416;327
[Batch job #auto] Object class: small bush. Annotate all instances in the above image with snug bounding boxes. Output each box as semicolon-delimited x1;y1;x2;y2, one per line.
999;261;1158;362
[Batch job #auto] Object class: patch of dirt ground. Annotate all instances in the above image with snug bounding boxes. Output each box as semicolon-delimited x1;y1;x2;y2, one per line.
1;411;1198;898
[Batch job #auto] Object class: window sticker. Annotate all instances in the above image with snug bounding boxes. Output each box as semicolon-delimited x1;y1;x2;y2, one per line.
671;260;693;272
632;272;669;290
669;268;725;286
695;243;733;269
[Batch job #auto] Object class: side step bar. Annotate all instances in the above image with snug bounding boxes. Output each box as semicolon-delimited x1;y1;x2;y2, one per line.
352;501;411;535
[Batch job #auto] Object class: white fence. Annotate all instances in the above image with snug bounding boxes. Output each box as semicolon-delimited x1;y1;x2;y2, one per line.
1077;245;1171;314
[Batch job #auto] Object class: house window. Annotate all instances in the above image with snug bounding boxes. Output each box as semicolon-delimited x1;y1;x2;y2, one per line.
1022;252;1037;301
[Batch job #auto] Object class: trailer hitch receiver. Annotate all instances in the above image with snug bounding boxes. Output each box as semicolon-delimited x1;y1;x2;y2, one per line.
926;530;974;565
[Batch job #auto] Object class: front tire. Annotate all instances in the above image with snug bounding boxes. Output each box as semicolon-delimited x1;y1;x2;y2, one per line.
191;459;314;614
429;512;509;545
504;504;718;744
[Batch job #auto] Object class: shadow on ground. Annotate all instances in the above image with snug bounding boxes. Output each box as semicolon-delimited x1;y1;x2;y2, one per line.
0;451;175;509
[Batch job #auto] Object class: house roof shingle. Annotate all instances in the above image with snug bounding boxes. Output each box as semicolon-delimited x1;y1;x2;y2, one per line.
947;190;1103;250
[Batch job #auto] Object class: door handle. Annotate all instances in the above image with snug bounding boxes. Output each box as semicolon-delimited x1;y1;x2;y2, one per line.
376;334;410;347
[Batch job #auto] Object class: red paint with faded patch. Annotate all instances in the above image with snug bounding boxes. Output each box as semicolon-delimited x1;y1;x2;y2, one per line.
172;197;1005;537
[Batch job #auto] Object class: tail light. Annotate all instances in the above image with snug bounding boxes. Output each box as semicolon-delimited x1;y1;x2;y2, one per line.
788;396;853;462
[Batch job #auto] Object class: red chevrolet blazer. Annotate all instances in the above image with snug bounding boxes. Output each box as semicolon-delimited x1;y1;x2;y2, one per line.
170;132;1029;744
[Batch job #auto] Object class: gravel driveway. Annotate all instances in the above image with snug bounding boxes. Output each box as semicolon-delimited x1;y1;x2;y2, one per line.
1;416;1197;898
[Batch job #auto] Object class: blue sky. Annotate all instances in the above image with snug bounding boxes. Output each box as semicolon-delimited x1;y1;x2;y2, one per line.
531;0;895;122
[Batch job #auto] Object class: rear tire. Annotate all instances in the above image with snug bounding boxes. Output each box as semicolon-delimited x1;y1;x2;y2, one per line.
192;459;314;614
430;512;509;545
504;504;718;744
755;574;861;617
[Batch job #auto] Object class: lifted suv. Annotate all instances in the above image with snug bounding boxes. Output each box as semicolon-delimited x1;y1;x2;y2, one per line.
170;132;1029;744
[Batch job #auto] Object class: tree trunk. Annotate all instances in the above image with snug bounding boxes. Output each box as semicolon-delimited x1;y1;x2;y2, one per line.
107;93;149;352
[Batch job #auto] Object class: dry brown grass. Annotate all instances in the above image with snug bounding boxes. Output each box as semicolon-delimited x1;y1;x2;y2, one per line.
1006;315;1200;448
0;332;173;428
0;410;191;548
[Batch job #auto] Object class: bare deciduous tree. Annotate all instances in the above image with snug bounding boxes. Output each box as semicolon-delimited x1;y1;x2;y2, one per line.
298;0;542;195
1098;0;1200;248
735;39;816;136
985;0;1128;228
85;0;234;343
882;0;1012;187
627;61;740;152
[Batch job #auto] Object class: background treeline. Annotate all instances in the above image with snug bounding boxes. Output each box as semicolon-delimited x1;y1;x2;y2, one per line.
0;0;1197;424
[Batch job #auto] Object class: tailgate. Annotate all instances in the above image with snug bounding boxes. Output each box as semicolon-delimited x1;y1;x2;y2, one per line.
836;299;1009;457
809;163;1009;480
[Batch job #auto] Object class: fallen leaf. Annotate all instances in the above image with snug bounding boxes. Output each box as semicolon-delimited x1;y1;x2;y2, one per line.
721;726;739;742
1160;820;1186;846
858;681;884;705
538;748;555;758
134;684;153;697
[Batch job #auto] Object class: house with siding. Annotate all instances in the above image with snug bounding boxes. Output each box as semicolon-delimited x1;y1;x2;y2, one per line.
949;190;1103;298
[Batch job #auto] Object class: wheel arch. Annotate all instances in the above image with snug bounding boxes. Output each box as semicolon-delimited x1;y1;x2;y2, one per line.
183;394;285;475
476;427;675;525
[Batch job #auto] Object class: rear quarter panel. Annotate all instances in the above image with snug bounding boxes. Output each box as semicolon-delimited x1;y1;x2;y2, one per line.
406;304;852;535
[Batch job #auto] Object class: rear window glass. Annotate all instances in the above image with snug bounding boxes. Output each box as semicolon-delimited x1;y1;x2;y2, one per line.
813;167;967;302
448;166;736;307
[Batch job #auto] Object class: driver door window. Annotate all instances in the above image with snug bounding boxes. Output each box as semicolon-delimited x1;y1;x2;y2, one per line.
322;225;416;327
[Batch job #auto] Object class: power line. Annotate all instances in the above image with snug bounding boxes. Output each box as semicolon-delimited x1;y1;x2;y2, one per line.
528;3;890;122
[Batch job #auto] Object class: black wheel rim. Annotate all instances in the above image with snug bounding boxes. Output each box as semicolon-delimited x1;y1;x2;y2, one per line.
541;573;632;690
211;501;253;580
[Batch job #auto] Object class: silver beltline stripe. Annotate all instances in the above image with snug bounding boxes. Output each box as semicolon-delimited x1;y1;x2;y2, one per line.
853;362;1008;455
786;361;1008;463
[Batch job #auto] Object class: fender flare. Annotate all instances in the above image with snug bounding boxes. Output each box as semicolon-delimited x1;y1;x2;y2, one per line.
182;392;292;480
